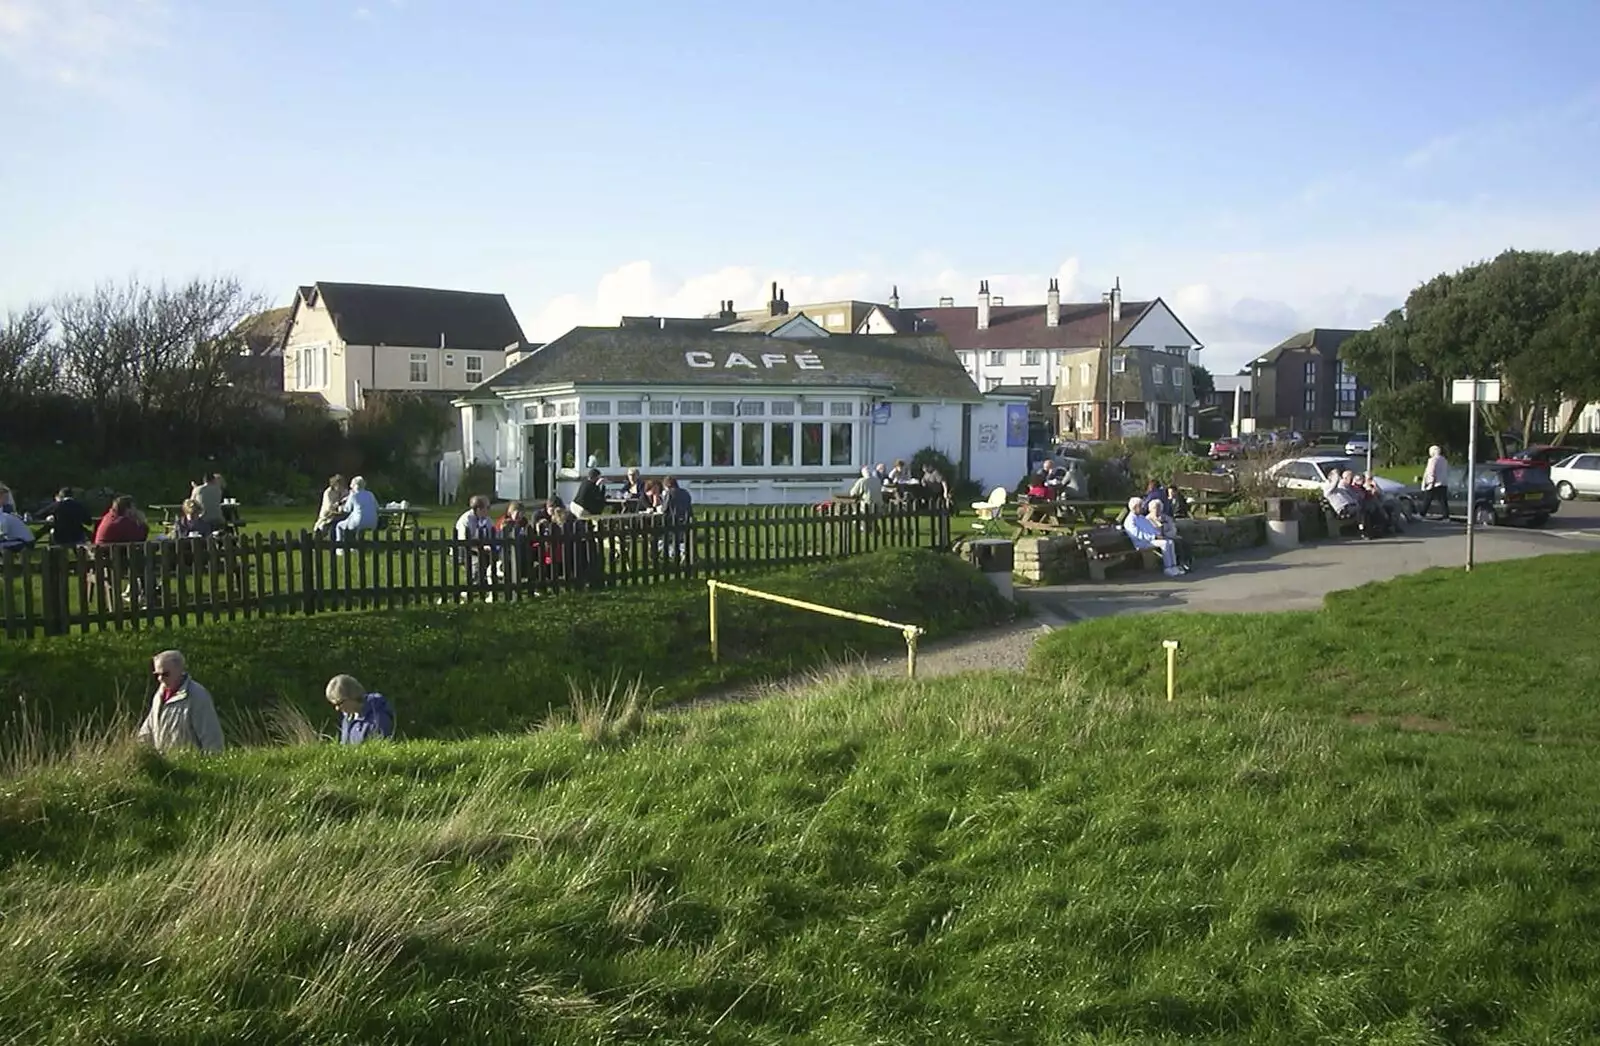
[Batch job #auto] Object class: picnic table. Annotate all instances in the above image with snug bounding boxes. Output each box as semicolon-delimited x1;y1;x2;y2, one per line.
1016;497;1126;532
148;502;249;533
377;506;427;532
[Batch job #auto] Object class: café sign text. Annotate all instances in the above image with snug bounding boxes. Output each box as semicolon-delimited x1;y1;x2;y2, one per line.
684;350;824;371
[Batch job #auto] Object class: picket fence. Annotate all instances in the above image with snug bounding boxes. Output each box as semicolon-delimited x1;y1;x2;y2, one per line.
0;504;952;638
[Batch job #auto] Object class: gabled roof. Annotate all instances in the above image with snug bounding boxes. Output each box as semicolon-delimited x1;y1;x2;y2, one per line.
715;312;829;336
1253;328;1361;367
478;327;982;400
294;282;526;351
869;300;1156;351
233;306;293;357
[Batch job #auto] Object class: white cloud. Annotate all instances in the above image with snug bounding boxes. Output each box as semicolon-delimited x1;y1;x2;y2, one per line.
511;198;1600;376
0;0;167;93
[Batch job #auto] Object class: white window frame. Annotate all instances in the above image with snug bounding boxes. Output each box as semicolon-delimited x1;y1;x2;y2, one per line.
1079;363;1091;387
1023;350;1042;366
1021;377;1039;387
465;354;484;384
1110;405;1124;421
987;350;1005;366
409;352;429;384
986;377;1002;391
1112;354;1127;373
1152;364;1165;385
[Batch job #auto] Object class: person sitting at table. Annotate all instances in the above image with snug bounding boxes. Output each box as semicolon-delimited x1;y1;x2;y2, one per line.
42;487;92;547
172;498;219;539
0;503;35;551
640;479;663;512
888;459;909;484
336;476;379;544
1165;484;1189;519
0;482;15;514
498;500;530;533
191;473;225;527
314;474;348;534
454;494;497;582
1122;495;1181;577
570;468;607;519
849;465;884;509
96;495;149;544
1039;459;1063;486
873;463;890;487
620;467;644;501
1025;474;1050;500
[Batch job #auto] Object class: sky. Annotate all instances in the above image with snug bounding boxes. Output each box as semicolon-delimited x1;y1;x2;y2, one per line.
1;0;1598;375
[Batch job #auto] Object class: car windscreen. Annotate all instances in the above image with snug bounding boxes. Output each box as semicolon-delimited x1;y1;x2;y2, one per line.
1316;459;1353;477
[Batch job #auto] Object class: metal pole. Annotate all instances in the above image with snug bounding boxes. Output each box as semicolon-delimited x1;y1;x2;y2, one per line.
1366;421;1374;475
1466;390;1478;572
1163;640;1178;702
708;580;720;661
905;628;919;679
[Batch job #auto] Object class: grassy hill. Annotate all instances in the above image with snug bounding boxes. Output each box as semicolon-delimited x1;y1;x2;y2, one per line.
3;554;1599;1043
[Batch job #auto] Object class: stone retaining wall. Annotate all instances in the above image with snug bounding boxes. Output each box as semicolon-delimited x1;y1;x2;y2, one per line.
1013;514;1268;583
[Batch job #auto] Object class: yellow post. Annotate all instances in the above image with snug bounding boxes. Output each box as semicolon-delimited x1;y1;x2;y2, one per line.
904;628;919;679
1162;639;1179;702
708;581;720;663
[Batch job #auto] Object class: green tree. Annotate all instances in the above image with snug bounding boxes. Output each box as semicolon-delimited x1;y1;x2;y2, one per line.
1189;363;1215;402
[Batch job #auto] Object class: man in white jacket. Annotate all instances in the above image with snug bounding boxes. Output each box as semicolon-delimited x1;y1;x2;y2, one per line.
1419;445;1450;520
138;650;224;754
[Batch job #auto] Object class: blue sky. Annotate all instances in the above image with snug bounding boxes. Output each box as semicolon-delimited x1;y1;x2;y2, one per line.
2;0;1597;372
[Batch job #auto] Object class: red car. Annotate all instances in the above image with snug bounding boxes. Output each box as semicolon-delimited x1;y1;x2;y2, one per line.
1209;437;1243;460
1498;445;1582;469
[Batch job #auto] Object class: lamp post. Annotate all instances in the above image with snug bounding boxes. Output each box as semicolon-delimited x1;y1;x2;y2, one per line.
1101;281;1118;440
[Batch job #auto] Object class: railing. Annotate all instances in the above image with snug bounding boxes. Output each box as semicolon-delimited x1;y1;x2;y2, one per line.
707;579;925;678
0;503;951;638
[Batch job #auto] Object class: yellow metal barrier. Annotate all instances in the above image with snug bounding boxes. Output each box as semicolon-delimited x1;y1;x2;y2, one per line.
707;579;926;678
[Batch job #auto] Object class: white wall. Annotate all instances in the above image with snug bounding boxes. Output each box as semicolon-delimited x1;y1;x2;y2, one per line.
966;400;1029;492
866;400;964;470
955;347;1070;392
1120;301;1200;355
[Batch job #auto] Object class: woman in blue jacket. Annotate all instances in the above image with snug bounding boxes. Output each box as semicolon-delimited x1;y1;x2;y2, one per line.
325;674;395;744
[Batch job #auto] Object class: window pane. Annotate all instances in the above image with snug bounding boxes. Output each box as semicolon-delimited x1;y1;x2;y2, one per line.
740;422;765;466
649;422;673;467
829;422;853;466
649;400;675;416
680;400;705;416
559;424;576;469
584;423;611;468
618;422;642;468
679;422;703;466
772;422;794;466
801;423;824;466
711;422;735;467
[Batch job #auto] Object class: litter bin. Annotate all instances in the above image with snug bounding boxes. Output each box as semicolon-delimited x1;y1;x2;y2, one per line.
1264;496;1299;549
968;538;1015;601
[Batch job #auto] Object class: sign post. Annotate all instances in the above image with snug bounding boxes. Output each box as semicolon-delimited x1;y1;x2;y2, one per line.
1451;378;1502;572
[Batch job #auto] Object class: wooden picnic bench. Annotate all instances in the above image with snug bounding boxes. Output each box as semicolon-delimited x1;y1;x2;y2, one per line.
1172;471;1238;515
1074;525;1162;582
1015;498;1126;534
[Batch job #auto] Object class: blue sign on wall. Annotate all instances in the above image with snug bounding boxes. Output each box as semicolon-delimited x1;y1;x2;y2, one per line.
871;403;891;425
1005;403;1029;447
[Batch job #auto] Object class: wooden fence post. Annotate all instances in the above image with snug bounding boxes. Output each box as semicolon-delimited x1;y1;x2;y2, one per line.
39;545;67;636
300;530;317;617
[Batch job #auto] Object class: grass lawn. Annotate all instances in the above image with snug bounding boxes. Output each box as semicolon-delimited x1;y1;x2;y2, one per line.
4;554;1600;1042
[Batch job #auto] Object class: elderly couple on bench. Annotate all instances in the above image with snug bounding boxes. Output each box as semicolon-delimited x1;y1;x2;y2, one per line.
1123;494;1192;577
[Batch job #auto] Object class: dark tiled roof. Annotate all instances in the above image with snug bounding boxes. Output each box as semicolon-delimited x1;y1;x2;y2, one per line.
301;282;526;351
1254;328;1361;366
481;327;982;400
234;306;292;357
878;301;1155;351
715;313;824;334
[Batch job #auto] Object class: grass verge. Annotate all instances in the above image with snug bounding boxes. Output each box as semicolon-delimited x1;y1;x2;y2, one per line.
5;554;1600;1042
0;547;1012;751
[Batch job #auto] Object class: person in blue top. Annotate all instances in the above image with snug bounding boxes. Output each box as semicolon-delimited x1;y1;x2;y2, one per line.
335;475;380;544
325;674;395;744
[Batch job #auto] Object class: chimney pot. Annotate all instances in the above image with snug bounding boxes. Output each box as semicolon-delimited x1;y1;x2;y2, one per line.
1046;278;1061;328
977;279;991;331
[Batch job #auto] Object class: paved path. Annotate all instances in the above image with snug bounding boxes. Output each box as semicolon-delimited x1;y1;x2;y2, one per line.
1021;499;1600;621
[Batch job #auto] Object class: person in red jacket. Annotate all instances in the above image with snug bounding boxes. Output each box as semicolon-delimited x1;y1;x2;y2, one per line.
95;495;150;544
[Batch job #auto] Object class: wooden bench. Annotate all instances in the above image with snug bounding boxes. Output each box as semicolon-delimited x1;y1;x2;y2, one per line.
1075;525;1162;581
1171;471;1238;516
1321;499;1363;538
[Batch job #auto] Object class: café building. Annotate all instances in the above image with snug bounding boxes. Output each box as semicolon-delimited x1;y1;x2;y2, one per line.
455;324;1029;505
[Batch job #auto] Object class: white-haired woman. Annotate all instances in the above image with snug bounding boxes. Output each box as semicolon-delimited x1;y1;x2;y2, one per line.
1420;444;1450;520
1122;495;1180;576
336;476;379;543
326;674;395;744
1146;498;1192;573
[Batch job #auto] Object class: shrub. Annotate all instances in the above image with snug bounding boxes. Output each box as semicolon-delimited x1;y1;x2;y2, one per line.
460;461;497;501
910;446;957;483
0;548;1012;756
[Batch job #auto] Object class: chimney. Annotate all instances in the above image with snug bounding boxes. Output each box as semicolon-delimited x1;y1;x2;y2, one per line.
1046;277;1060;328
1110;277;1122;323
777;287;789;315
768;281;781;317
719;299;737;321
938;296;954;307
889;284;900;310
977;280;990;331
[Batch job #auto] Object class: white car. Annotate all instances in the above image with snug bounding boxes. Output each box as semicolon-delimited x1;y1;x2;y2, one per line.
1550;453;1600;500
1344;436;1373;456
1266;455;1417;516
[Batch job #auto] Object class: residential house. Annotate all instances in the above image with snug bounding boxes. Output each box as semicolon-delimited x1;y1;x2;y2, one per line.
454;323;1027;505
226;306;292;393
281;281;528;416
1249;329;1368;433
858;279;1202;440
718;285;877;334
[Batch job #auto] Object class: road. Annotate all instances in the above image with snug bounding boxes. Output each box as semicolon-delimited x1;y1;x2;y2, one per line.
1022;496;1600;620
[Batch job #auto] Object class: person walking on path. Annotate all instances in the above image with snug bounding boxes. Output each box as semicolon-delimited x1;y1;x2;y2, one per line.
1420;445;1450;520
138;649;224;754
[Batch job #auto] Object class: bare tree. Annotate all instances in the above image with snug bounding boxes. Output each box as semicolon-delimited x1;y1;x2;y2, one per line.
0;304;56;398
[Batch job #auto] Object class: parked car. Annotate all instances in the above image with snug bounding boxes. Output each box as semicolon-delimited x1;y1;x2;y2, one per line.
1449;463;1559;527
1550;452;1600;500
1499;444;1582;469
1344;435;1373;456
1209;437;1243;460
1265;455;1417;516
